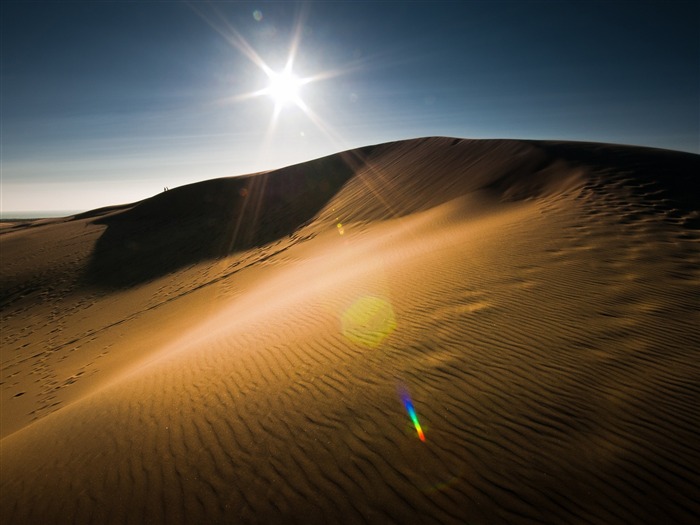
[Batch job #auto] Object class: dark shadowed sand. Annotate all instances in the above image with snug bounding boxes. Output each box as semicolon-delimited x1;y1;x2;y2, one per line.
1;138;699;524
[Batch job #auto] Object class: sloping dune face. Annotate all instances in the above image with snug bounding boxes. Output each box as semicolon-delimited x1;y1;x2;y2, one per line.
2;138;699;524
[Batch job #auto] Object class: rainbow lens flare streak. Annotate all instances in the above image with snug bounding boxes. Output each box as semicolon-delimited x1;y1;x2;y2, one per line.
400;389;426;442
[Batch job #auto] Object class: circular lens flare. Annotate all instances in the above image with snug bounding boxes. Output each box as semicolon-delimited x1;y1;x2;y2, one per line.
341;296;397;348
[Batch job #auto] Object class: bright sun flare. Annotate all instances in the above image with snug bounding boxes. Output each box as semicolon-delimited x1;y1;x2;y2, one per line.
197;5;346;145
266;70;303;107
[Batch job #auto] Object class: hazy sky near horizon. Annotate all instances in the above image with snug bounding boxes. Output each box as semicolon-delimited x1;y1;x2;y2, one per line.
2;1;698;214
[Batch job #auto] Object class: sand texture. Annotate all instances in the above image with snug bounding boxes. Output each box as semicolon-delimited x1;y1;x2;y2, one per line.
1;138;699;524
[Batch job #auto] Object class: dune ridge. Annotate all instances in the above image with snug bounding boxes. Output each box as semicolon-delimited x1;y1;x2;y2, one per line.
2;137;699;524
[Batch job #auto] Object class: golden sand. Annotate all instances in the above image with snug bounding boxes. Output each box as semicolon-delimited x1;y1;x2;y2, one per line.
2;138;699;523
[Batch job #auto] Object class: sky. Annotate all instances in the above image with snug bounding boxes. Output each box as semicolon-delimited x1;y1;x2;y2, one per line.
2;1;698;215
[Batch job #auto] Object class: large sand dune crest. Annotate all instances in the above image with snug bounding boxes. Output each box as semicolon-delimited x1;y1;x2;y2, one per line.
2;137;699;524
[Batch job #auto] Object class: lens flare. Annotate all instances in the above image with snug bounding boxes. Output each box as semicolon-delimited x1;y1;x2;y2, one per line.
399;387;426;442
265;69;303;107
341;296;396;348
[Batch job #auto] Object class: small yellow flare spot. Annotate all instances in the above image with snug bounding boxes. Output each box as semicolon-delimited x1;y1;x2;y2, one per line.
341;296;397;348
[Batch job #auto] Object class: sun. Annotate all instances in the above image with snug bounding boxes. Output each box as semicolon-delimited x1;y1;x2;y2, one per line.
193;3;351;146
265;69;303;107
199;6;346;142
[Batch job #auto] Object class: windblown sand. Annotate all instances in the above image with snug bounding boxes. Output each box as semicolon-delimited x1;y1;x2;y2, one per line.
2;138;699;524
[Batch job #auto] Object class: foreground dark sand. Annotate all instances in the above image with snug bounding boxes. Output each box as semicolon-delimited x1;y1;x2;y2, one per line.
1;138;699;524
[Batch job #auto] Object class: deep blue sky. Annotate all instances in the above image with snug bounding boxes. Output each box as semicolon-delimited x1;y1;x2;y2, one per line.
2;1;698;213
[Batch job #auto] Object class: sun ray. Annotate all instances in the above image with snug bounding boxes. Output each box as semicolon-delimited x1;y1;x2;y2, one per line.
188;2;274;76
190;0;407;224
293;101;404;219
261;103;283;155
285;7;303;73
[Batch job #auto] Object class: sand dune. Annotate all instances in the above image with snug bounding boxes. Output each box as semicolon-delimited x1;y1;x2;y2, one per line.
1;137;699;524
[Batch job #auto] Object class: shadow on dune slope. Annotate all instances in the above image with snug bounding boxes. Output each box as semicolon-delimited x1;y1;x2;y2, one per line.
83;138;565;289
533;140;700;228
84;137;699;288
85;149;376;288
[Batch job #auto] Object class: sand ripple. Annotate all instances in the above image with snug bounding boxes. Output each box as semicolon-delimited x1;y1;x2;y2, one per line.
2;138;699;524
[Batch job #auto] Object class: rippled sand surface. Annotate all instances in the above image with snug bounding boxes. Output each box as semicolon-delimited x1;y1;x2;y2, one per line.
2;138;699;524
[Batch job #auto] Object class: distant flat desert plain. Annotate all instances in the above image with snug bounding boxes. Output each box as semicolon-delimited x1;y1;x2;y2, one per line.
1;137;699;524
